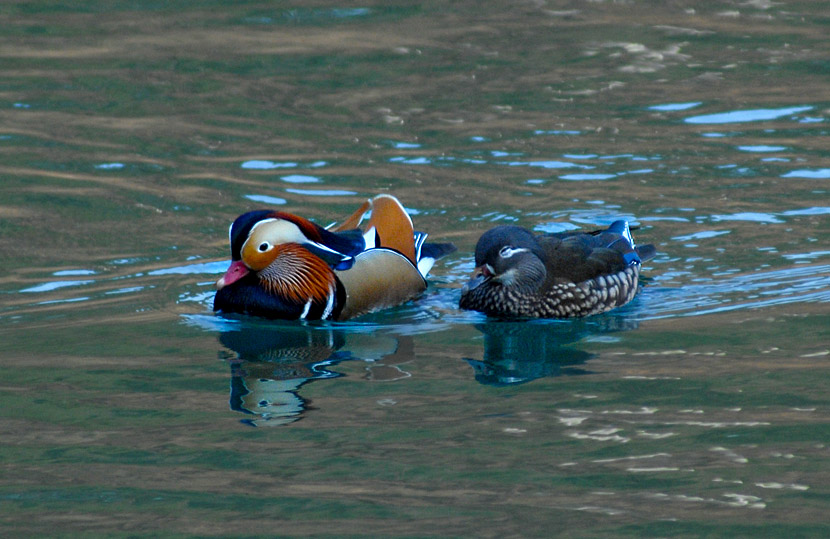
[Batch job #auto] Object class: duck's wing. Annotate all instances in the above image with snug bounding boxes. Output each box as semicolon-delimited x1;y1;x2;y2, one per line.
544;220;655;271
334;249;427;320
540;220;648;284
326;194;417;262
364;194;417;263
329;194;455;277
307;227;365;270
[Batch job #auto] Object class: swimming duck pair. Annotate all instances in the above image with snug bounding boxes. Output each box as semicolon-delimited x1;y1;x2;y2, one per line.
214;194;655;321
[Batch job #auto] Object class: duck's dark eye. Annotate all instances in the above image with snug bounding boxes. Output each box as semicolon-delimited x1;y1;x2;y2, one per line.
258;242;270;252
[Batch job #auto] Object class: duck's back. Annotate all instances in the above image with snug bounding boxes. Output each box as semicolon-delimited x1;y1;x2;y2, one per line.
539;236;622;285
540;223;652;285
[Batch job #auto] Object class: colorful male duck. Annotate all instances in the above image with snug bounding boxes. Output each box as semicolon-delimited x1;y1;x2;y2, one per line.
459;220;655;318
214;194;455;321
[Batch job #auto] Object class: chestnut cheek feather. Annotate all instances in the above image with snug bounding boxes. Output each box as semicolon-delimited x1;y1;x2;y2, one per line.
258;245;337;305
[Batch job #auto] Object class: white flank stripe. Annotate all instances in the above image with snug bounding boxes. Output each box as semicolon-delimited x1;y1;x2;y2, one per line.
300;299;312;319
322;286;335;319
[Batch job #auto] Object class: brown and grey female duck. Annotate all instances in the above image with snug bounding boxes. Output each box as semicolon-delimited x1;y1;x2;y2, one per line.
215;194;455;321
459;220;655;318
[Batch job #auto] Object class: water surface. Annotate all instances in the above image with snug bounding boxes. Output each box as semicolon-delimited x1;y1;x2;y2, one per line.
1;1;829;536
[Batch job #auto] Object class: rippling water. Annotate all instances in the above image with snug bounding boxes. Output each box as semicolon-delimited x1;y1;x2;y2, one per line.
2;1;829;536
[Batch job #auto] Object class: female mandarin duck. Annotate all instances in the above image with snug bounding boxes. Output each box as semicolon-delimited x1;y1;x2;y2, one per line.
459;220;655;318
214;194;455;321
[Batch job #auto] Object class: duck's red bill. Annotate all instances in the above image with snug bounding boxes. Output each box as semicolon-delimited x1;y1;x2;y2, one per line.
216;260;250;289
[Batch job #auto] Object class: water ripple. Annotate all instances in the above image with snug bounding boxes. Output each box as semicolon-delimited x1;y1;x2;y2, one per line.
643;264;830;318
781;169;830;179
20;280;95;293
685;106;813;124
244;194;287;205
649;102;702;112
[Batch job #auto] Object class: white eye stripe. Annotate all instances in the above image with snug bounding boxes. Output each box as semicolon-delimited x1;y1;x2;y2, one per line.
499;246;528;259
242;218;304;256
249;218;278;233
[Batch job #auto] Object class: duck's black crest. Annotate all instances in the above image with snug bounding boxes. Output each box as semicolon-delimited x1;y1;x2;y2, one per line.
229;210;273;260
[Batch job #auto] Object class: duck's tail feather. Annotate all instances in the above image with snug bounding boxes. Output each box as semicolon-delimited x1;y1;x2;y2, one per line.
606;220;634;245
607;220;656;264
417;241;457;277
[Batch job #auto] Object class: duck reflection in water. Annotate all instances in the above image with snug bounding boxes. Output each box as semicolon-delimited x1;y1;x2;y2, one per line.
218;321;407;426
466;315;640;386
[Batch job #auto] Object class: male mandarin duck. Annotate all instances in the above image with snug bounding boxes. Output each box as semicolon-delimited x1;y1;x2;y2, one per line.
459;220;656;318
214;194;455;321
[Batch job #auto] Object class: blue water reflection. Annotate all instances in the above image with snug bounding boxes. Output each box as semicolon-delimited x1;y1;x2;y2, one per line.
389;141;421;149
241;160;327;169
389;156;432;165
780;207;830;216
20;280;94;293
285;188;357;196
781;169;830;179
383;148;661;176
280;174;320;183
711;212;783;224
242;160;297;169
648;102;702;112
672;230;730;242
559;173;617;181
242;7;371;25
147;261;228;276
503;159;587;170
685;106;813;124
533;129;582;135
244;194;287;205
737;145;787;152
